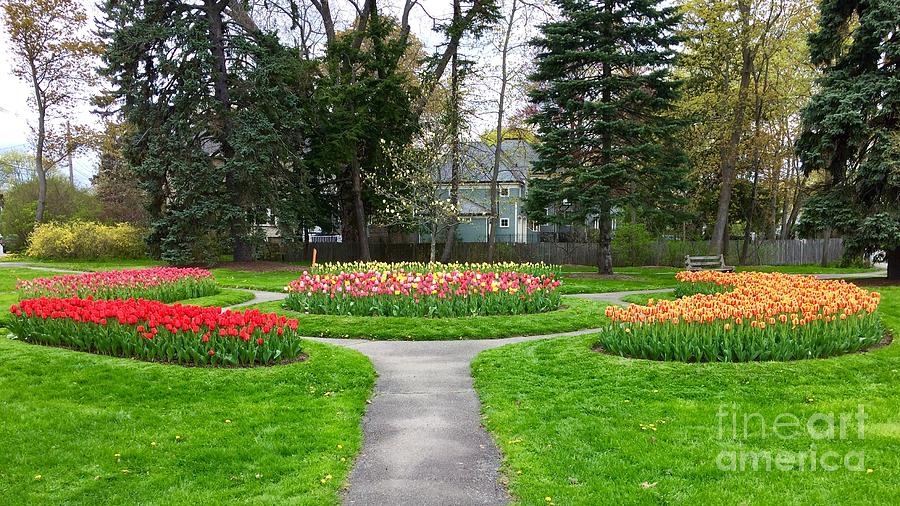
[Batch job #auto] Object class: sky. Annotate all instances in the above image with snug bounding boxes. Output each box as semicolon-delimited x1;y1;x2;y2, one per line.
0;7;99;187
0;0;536;188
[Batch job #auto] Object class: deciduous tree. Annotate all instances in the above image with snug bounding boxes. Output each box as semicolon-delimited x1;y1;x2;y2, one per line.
1;0;99;223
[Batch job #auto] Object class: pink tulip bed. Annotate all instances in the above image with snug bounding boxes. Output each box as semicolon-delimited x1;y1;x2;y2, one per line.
15;267;218;303
284;270;562;317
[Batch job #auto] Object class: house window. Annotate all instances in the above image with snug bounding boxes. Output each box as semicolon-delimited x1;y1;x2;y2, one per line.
500;218;510;228
500;187;510;197
531;221;540;232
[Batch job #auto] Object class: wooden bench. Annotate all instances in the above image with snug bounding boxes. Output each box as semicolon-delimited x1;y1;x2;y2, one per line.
684;254;735;272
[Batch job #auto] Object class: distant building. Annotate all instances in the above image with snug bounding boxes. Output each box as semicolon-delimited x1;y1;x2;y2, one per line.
433;138;611;244
434;139;537;243
259;135;610;244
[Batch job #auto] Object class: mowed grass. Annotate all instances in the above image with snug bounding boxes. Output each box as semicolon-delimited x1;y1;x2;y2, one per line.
0;337;375;505
210;268;304;292
177;288;255;308
0;268;73;327
472;287;900;505
246;297;606;340
14;259;881;295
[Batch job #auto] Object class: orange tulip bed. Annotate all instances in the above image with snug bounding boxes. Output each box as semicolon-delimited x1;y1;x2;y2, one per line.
601;271;883;362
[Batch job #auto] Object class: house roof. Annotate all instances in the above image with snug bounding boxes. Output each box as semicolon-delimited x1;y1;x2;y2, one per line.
459;198;490;216
437;139;535;184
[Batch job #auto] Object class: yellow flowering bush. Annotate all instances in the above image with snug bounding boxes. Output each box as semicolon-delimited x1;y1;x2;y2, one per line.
26;221;145;260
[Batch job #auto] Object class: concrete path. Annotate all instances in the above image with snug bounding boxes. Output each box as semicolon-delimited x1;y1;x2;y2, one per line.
309;328;605;506
225;288;287;309
572;288;674;307
0;261;85;274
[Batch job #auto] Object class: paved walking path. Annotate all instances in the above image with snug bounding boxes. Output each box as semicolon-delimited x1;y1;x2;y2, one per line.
225;288;287;309
0;261;84;273
2;262;888;505
313;328;604;505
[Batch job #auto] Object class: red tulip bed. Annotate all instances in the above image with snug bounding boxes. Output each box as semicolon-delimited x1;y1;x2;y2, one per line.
16;267;218;303
8;297;302;366
284;270;562;317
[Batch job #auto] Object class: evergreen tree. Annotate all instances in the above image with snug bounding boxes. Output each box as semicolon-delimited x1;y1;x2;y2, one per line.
98;0;318;264
796;0;900;278
526;0;686;273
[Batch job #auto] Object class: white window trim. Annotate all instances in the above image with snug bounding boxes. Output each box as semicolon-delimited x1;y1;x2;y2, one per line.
500;218;510;228
531;221;540;232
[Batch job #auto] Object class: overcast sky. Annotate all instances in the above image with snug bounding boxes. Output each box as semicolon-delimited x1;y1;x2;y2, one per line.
0;0;536;187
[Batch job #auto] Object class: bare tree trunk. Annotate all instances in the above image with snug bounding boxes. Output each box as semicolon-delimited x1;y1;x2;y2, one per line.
206;0;251;261
30;62;47;224
782;172;806;239
740;56;767;264
820;227;831;267
740;165;760;264
440;0;462;264
487;0;517;263
429;222;437;262
597;4;613;274
34;108;47;224
597;3;614;274
66;121;74;186
887;247;900;280
597;207;613;275
350;150;371;260
710;0;753;255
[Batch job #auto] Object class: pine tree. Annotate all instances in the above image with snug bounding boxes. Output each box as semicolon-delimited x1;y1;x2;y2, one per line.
98;0;318;264
796;0;900;278
526;0;686;273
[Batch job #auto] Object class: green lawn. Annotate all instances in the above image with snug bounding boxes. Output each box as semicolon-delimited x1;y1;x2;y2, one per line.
0;268;73;327
735;265;881;274
245;297;606;340
19;258;164;271
177;288;255;308
13;259;882;296
0;337;374;505
210;268;304;292
558;265;883;295
472;287;900;505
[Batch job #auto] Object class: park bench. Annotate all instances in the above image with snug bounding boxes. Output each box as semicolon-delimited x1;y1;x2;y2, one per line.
684;254;735;272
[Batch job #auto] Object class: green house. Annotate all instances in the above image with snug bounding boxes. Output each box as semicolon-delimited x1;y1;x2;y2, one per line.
435;139;544;244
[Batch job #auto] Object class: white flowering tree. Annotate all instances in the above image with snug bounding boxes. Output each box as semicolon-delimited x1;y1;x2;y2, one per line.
371;122;459;262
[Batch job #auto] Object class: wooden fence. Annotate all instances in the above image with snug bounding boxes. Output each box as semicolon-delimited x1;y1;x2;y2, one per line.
265;238;850;267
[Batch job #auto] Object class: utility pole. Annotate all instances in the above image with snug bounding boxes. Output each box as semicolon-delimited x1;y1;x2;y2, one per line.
66;121;74;186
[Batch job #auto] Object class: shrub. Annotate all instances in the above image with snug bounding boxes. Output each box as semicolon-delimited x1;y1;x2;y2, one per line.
611;223;653;267
9;297;302;366
26;221;145;260
16;267;218;302
285;270;562;317
0;176;100;252
600;271;883;362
